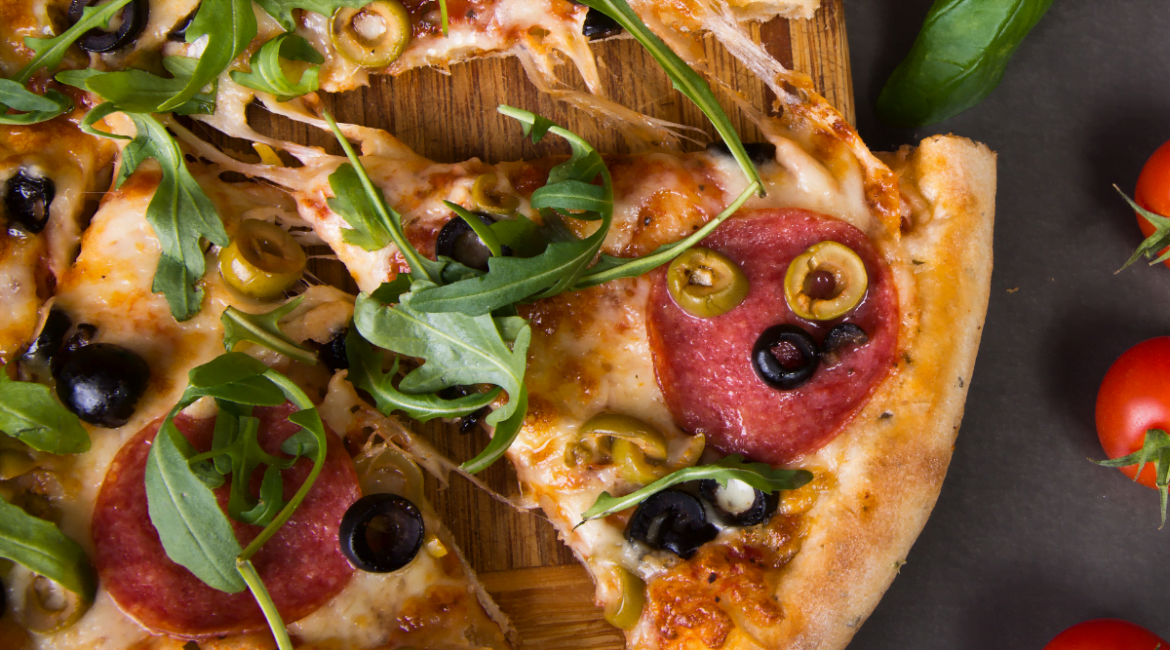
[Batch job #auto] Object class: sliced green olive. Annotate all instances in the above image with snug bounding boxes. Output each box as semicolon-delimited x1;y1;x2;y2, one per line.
565;413;668;466
219;219;306;300
666;247;749;318
610;438;669;486
783;240;868;321
470;173;519;216
330;0;412;68
603;567;645;630
18;576;89;634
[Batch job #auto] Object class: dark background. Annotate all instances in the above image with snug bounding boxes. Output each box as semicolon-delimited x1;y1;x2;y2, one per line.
842;0;1170;647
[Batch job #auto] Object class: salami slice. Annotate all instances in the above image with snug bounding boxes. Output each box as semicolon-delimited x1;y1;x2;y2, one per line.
648;209;898;465
93;403;360;638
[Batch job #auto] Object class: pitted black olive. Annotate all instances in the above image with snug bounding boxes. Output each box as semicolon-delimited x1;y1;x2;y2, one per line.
435;213;509;272
51;324;97;378
752;324;819;390
69;0;149;53
56;343;150;428
168;7;197;41
699;479;779;527
339;493;425;572
624;489;717;559
821;323;868;366
20;309;72;377
319;328;349;372
582;7;622;39
4;171;55;234
705;141;777;165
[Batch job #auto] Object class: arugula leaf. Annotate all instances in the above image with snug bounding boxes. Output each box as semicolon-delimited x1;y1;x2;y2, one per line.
448;204;503;257
236;558;294;650
230;33;323;103
1095;428;1170;527
1117;186;1170;270
221;298;317;365
0;497;96;599
253;0;366;31
460;385;526;474
65;57;216;116
0;365;89;454
344;328;500;422
573;181;758;290
16;0;133;83
327;162;395;251
353;285;530;425
439;0;450;36
226;416;295;526
159;0;257;112
578;454;813;522
574;0;763;195
0;81;71;125
83;107;228;321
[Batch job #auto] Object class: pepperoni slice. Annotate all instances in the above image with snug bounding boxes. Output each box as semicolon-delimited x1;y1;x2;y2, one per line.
648;209;898;464
93;403;360;638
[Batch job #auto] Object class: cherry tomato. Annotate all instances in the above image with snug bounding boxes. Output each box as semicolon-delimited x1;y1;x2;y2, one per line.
1043;619;1166;650
1095;337;1170;489
1134;140;1170;266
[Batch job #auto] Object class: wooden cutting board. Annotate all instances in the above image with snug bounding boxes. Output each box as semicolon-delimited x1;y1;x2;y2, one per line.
242;2;853;647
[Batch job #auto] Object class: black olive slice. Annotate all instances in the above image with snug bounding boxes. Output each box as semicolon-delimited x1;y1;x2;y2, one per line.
752;324;819;390
624;489;717;559
704;141;777;165
821;323;869;366
168;7;197;42
698;478;779;527
435;213;509;272
68;0;150;53
20;309;72;378
5;171;55;234
55;342;151;428
582;7;622;39
319;327;349;372
339;493;425;573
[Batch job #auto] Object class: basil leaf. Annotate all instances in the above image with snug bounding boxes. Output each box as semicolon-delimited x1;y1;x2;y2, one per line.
16;0;133;83
71;57;216;115
159;0;257;112
230;33;322;103
579;454;813;522
146;415;246;593
0;366;89;454
876;0;1054;127
573;0;763;194
354;286;530;425
0;497;96;599
0;81;71;125
460;384;526;474
573;181;758;290
221;298;317;365
253;0;366;31
344;328;500;422
85;108;229;321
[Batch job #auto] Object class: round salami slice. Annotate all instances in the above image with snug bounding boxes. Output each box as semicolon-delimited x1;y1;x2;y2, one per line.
93;402;360;638
648;209;898;465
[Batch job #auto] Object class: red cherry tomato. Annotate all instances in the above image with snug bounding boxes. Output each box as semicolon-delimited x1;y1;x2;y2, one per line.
1044;619;1167;650
1134;141;1170;266
1095;337;1170;489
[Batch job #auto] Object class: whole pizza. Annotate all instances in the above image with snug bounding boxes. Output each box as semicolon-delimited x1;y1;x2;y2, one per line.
0;0;996;649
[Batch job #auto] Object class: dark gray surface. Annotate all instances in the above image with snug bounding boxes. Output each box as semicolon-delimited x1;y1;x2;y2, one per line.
842;0;1170;647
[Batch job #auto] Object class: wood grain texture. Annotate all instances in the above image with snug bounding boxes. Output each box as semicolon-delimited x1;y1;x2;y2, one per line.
236;3;852;646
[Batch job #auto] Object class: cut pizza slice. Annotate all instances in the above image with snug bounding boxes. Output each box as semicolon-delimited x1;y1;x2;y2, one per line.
0;136;512;649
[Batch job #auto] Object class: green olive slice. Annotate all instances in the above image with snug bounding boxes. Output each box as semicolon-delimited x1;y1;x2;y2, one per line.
783;240;868;321
330;0;411;69
219;219;306;300
666;247;749;318
564;413;670;474
354;444;426;505
471;173;519;215
18;576;90;634
603;567;645;630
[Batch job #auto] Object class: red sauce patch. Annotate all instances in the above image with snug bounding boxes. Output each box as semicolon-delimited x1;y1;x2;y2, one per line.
647;209;898;464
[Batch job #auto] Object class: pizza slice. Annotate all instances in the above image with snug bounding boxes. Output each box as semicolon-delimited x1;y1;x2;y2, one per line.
0;134;512;649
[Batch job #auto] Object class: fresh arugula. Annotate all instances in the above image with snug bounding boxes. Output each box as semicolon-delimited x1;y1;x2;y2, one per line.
221;298;317;365
439;0;450;36
0;496;96;600
82;105;228;321
252;0;367;31
0;365;89;454
578;454;813;522
0;80;71;125
1118;186;1170;270
576;0;763;195
159;0;257;112
59;58;216;116
1095;428;1170;527
15;0;133;83
230;33;323;103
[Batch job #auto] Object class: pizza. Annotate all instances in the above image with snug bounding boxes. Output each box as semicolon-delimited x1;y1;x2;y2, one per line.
0;0;997;649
